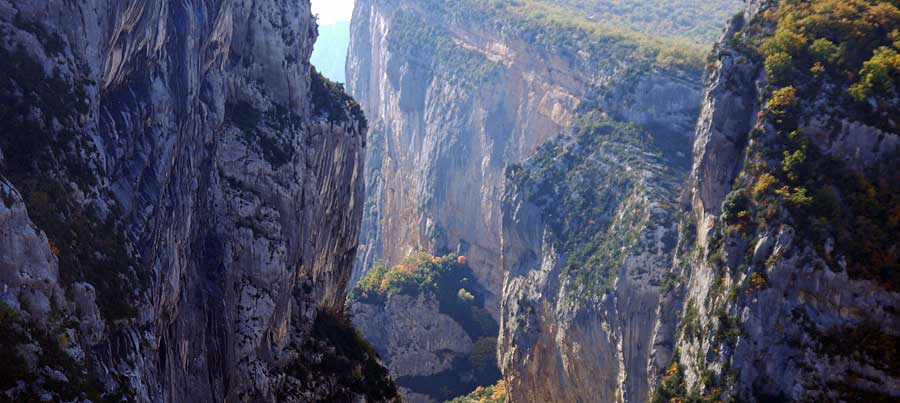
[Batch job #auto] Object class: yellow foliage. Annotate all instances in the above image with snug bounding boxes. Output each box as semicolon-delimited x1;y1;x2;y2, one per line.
491;380;507;400
664;361;679;380
753;173;778;198
750;272;767;288
768;86;797;117
849;46;900;101
810;62;826;75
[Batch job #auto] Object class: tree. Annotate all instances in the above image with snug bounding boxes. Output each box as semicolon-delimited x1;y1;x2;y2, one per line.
722;189;750;223
766;52;794;84
753;173;778;198
783;147;808;182
768;86;798;123
809;38;839;64
849;46;900;101
458;288;475;303
761;27;808;57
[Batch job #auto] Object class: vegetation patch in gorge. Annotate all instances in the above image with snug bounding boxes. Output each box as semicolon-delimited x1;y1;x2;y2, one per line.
350;253;502;401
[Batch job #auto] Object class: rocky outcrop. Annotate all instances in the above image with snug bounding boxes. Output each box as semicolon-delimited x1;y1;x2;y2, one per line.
347;254;501;403
346;0;737;401
498;117;694;403
347;0;716;315
351;293;473;403
0;0;398;402
657;1;900;402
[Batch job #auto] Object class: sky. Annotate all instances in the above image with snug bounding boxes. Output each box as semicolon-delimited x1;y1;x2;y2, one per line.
311;0;355;25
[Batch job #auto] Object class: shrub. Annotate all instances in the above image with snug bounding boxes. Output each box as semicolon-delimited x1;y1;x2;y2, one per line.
761;27;808;57
445;379;507;403
809;38;839;64
849;46;900;101
722;189;750;223
752;173;778;198
782;147;807;182
468;337;498;372
765;52;794;84
457;288;475;303
768;86;798;128
750;272;767;289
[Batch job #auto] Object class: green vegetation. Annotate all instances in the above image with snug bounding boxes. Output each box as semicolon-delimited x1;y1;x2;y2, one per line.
506;114;685;300
394;0;739;75
445;380;507;403
449;0;739;70
351;253;498;342
0;35;144;321
351;254;501;400
310;67;367;127
0;302;131;402
712;0;900;288
0;304;29;392
748;0;900;131
506;0;740;44
387;9;499;81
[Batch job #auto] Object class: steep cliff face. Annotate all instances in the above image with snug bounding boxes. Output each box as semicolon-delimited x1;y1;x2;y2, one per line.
347;1;740;401
0;0;398;402
656;1;900;402
347;0;726;316
498;114;694;403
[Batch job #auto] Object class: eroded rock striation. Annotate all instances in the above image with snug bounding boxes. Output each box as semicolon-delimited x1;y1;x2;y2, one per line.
0;0;398;401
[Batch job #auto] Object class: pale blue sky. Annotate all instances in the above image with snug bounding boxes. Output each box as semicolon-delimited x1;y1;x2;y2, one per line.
311;0;355;25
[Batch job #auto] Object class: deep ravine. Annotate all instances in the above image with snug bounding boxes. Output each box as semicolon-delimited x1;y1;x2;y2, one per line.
345;0;741;402
346;0;900;402
2;0;899;402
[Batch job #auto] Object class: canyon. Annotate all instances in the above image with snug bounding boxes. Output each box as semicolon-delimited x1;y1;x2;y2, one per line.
0;0;898;402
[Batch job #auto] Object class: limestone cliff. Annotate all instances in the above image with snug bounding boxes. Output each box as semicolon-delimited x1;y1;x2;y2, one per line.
656;1;900;401
347;0;726;317
0;0;398;402
497;114;695;403
346;1;739;402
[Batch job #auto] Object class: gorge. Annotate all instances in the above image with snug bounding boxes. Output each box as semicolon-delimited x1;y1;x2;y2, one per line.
1;0;899;402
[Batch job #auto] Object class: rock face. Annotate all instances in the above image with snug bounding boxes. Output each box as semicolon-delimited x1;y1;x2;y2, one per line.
345;1;738;401
351;293;474;403
347;254;501;403
657;1;900;401
0;0;398;402
497;0;900;401
347;0;715;316
498;117;694;403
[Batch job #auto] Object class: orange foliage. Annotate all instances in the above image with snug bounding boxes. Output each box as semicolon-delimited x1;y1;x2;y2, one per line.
491;380;507;400
457;255;468;265
750;272;767;289
49;240;60;256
